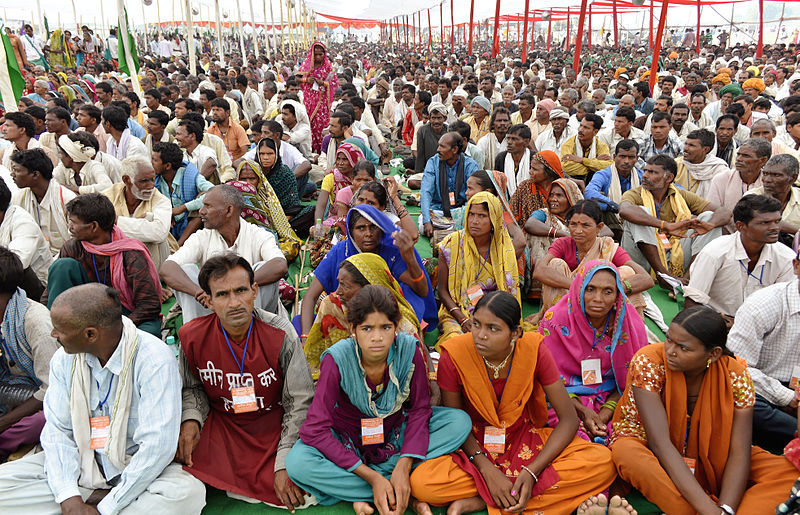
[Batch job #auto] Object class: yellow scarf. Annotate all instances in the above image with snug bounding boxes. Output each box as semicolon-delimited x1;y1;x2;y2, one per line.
439;192;520;320
641;185;692;277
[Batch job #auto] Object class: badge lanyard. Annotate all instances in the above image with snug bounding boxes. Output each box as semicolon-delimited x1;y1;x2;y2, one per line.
220;318;254;376
95;376;115;410
589;312;612;354
739;260;765;286
474;244;491;282
91;233;112;285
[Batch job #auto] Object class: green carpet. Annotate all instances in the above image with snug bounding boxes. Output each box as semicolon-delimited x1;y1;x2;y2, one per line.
193;178;681;514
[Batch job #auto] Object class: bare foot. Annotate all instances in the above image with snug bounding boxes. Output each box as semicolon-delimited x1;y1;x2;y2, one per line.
608;495;637;515
353;501;375;515
578;494;638;515
446;496;486;515
411;498;434;515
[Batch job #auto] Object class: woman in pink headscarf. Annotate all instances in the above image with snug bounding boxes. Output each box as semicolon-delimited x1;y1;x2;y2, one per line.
312;142;366;235
298;41;337;153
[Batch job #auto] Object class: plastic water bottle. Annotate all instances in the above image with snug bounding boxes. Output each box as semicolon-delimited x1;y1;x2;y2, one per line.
166;335;180;359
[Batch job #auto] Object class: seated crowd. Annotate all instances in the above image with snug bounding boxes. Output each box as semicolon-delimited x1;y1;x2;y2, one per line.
4;35;800;515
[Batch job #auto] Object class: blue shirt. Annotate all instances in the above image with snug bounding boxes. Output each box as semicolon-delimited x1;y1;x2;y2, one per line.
420;153;478;224
40;327;181;514
636;97;655;116
585;165;644;210
154;163;214;219
127;119;146;139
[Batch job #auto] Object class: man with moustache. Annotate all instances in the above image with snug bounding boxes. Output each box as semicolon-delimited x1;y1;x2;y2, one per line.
103;156;173;268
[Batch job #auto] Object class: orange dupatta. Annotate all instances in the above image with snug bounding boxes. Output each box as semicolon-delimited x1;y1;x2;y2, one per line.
614;343;742;497
441;332;560;503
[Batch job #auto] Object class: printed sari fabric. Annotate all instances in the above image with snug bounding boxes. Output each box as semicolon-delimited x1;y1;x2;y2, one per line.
235;160;303;261
438;192;520;343
409;332;616;514
538;260;648;441
610;342;796;515
299;41;337;153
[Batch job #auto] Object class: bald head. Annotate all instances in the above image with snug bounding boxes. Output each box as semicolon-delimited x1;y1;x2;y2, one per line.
619;94;635;109
51;284;123;332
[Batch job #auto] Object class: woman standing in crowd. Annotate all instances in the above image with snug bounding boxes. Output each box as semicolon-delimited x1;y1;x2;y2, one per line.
298;42;336;153
611;306;798;514
437;192;520;344
531;199;652;320
286;286;471;515
410;291;621;514
539;260;649;443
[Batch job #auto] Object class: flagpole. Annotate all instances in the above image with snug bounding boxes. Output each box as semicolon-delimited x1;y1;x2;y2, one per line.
141;1;149;54
214;0;224;63
183;0;196;75
270;0;277;58
249;0;259;58
117;0;142;96
279;0;285;53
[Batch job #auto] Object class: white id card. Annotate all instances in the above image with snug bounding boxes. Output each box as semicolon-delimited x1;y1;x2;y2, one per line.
581;358;602;385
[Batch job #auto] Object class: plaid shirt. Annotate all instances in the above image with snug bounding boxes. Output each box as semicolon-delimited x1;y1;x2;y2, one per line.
635;134;684;170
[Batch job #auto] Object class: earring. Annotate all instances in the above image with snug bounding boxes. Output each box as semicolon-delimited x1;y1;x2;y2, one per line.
706;358;712;369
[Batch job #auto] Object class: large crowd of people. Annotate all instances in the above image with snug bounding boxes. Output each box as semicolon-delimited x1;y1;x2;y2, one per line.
3;19;800;514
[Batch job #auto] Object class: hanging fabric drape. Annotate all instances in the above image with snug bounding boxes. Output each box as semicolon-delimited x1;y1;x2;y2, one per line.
491;0;501;57
573;0;587;73
649;0;669;92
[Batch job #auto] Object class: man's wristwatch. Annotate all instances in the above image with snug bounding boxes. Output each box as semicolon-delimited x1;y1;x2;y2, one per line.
719;504;735;515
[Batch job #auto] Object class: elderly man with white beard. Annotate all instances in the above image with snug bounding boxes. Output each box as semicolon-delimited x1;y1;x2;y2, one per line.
102;156;173;268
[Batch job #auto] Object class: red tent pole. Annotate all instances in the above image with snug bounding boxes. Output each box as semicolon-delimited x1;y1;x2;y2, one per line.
428;9;432;52
649;0;654;48
450;0;454;53
696;0;701;53
506;18;510;48
522;0;530;57
650;0;669;92
417;11;420;52
757;0;764;57
566;7;571;51
613;0;618;47
588;3;592;52
404;15;408;49
492;0;501;57
547;10;552;51
517;19;520;47
574;0;588;73
468;0;474;55
440;2;444;57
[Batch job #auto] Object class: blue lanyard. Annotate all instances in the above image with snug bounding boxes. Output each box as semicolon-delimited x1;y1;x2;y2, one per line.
654;199;664;219
91;234;112;285
574;241;581;266
590;312;612;352
95;376;114;410
220;318;254;377
34;202;42;228
475;244;491;282
495;350;515;405
739;260;765;286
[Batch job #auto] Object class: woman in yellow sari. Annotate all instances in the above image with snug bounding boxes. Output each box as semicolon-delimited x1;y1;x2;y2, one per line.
235;160;302;261
437;192;520;345
305;252;422;378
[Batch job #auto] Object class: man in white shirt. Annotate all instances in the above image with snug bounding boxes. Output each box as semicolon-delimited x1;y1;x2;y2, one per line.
279;100;312;157
106;28;118;60
236;75;263;123
0;177;52;297
175;119;218;182
598;106;644;151
707;137;769;232
160;185;288;323
727;249;800;453
20;24;46;69
102;106;148;161
535;108;576;155
685;194;795;320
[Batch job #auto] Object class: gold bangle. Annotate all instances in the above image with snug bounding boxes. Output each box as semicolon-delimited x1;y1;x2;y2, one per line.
520;464;538;483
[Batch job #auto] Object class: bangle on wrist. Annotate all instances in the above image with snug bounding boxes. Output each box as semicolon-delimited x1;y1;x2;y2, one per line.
468;450;485;462
410;269;426;282
520;464;538;483
448;306;461;314
623;280;633;296
719;504;735;515
660;220;665;232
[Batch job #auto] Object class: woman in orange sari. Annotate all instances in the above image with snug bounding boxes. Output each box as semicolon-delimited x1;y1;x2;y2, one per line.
410;291;621;514
610;306;798;515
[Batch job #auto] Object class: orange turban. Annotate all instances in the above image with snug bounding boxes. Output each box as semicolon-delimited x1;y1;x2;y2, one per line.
717;67;732;76
712;73;732;85
742;78;765;93
535;150;564;178
640;70;651;80
615;67;627;79
669;51;678;59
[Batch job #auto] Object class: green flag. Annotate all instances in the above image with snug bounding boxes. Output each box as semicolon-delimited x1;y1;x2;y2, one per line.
0;29;26;111
117;7;140;76
44;16;50;39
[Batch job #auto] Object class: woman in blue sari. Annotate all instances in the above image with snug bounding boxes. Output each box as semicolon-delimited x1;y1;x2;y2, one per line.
300;205;437;340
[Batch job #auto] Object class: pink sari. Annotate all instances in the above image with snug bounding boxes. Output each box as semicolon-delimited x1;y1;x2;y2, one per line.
299;41;337;153
538;259;648;442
